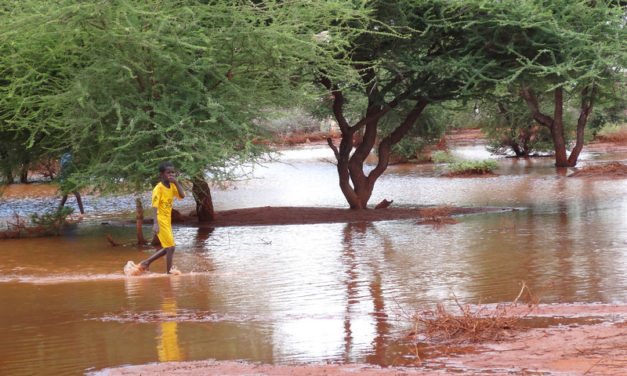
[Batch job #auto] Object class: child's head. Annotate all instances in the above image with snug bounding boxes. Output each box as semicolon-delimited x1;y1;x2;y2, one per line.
159;161;174;173
158;161;175;181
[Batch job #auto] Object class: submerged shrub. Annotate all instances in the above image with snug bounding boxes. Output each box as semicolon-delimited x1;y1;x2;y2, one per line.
30;206;74;236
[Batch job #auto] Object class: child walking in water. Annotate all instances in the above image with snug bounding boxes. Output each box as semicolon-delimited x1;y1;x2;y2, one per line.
139;161;185;274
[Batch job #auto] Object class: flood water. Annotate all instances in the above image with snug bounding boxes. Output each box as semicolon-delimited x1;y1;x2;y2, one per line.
1;145;626;375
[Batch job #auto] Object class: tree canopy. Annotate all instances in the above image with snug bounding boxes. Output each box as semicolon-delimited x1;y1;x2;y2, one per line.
0;0;370;199
457;0;627;166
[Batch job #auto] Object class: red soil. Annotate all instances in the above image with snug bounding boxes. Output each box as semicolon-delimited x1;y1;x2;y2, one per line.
189;206;498;228
569;162;627;178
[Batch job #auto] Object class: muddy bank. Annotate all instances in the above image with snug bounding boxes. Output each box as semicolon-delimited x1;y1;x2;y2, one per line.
134;206;509;228
94;304;626;376
569;162;627;179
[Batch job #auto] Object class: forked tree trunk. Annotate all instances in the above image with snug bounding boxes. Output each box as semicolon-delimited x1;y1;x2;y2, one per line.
192;176;215;222
324;78;429;209
135;198;148;245
521;86;594;168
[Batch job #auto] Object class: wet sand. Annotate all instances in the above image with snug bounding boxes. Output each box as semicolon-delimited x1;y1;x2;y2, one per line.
183;206;508;228
95;304;627;376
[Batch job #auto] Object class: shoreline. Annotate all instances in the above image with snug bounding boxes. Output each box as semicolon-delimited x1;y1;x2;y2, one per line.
92;303;627;376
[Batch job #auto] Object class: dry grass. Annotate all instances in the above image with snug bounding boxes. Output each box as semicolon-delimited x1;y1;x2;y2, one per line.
407;282;539;344
416;206;460;226
569;162;627;178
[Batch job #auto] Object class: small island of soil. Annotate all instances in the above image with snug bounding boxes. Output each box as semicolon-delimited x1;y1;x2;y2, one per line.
192;206;503;228
569;162;627;179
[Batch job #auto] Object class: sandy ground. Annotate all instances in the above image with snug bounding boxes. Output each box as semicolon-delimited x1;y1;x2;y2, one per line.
185;206;506;228
94;304;626;376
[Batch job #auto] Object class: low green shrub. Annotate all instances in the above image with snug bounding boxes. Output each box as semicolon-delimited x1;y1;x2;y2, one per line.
431;150;456;164
30;206;74;236
448;159;499;174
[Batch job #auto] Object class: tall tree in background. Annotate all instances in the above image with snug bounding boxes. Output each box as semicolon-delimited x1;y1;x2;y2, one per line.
461;0;626;167
0;0;370;219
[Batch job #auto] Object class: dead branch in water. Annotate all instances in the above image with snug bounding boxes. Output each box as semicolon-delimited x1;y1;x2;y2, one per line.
105;233;122;247
407;282;539;344
375;199;393;209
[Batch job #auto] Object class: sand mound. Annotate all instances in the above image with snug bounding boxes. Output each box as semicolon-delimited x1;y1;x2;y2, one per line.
569;162;627;178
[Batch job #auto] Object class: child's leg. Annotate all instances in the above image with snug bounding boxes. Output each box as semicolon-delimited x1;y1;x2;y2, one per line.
140;248;167;270
73;191;85;214
165;247;175;274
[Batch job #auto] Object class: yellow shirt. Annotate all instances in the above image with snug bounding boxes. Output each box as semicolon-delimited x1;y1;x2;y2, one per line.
152;182;183;225
152;182;183;248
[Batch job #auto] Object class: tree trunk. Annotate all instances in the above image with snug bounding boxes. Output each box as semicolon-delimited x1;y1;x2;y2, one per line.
327;99;428;209
522;86;595;167
192;176;215;222
135;198;148;245
320;73;419;209
567;87;594;167
19;168;28;184
4;171;13;184
19;157;29;183
550;87;570;167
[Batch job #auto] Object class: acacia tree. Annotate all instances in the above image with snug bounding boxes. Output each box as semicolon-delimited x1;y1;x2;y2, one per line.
0;1;77;184
317;0;497;209
461;0;626;167
1;1;369;220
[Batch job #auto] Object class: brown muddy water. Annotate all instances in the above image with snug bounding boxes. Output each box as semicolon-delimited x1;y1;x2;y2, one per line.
1;146;626;375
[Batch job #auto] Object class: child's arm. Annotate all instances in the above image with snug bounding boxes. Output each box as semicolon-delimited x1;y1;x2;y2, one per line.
170;178;185;199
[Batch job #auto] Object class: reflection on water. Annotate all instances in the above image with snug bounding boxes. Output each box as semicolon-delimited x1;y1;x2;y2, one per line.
0;145;626;375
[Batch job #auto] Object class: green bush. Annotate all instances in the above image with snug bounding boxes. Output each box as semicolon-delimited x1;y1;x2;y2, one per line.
448;159;499;174
30;206;74;236
431;150;457;164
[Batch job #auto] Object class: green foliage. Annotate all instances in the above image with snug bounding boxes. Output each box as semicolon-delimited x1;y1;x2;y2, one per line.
388;106;447;158
448;159;499;174
588;88;627;134
431;150;456;164
479;98;555;157
455;0;626;166
598;123;626;137
30;206;74;236
1;0;372;196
